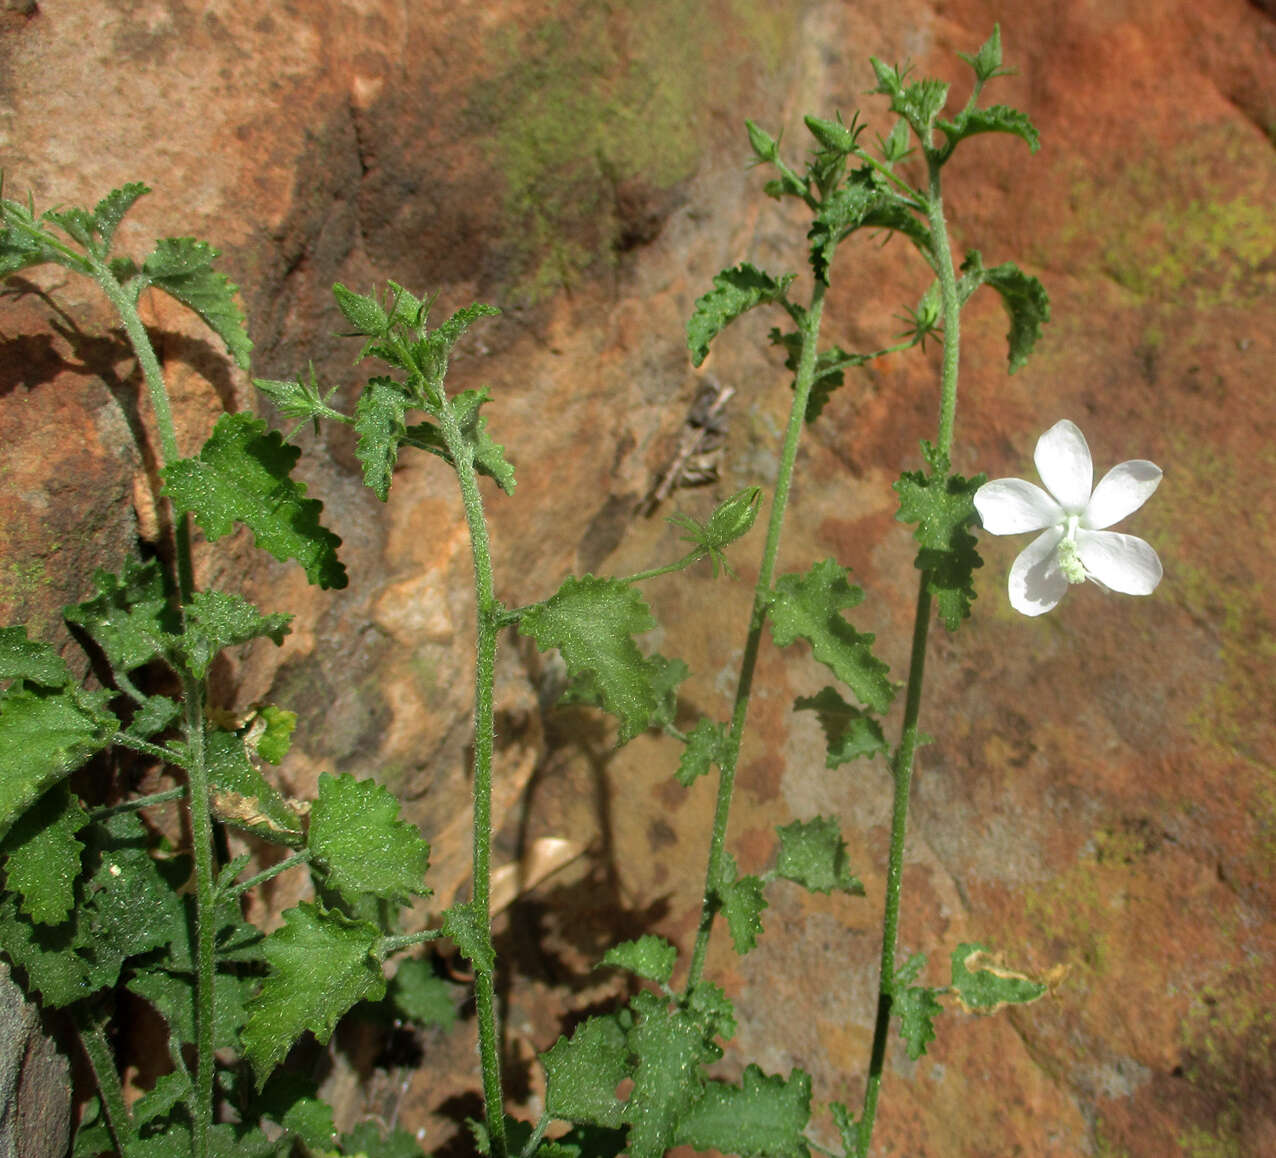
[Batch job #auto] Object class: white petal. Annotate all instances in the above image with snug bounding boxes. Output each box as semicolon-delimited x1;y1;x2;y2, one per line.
1075;529;1163;595
1034;420;1093;514
1008;526;1068;616
974;478;1064;535
1083;460;1162;529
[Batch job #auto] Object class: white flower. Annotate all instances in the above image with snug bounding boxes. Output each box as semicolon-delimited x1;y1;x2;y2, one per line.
974;419;1163;617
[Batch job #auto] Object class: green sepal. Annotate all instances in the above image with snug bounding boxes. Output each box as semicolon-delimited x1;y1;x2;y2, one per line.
880;118;913;163
745;119;780;164
205;727;304;846
803;112;863;154
542;1012;631;1129
957;25;1014;83
161;412;347;590
402;388;516;496
519;576;660;744
333;282;391;337
0;682;117;842
62;557;177;674
241;901;386;1087
441;901;494;974
715;852;766;955
676;717;726;788
869;58;949;137
774;816;864;896
182;590;291;679
686;264;796;367
768;559;893;714
794;686;888;769
938;105;1039;157
0;781;88;924
950;942;1048;1011
601;934;677;985
673;1064;812;1158
894;449;986;631
354;376;413;501
0;192;92;275
141;237;253;369
308;771;431;907
667;486;762;579
895;953;942;1060
0;625;72;687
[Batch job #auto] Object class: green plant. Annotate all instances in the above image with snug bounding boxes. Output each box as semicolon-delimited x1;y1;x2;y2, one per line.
0;26;1163;1158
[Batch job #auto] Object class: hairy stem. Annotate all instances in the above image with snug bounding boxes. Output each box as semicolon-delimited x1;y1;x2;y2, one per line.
75;1003;132;1154
857;151;963;1156
440;402;508;1158
685;278;828;989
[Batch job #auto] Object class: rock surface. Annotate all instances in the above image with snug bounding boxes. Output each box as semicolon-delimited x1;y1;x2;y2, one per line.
1;0;1274;1155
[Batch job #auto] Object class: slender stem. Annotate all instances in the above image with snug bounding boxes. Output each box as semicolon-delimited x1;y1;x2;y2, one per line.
439;402;507;1158
379;928;445;957
223;849;313;900
74;1003;132;1154
91;258;213;1158
685;278;828;989
519;1111;553;1158
856;149;963;1157
620;550;704;585
88;784;187;821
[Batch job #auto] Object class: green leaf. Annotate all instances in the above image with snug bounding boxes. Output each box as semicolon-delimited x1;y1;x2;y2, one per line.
601;934;677;985
768;560;893;714
90;182;150;254
715;853;766;955
128;694;181;740
686;264;796;367
0;683;117;841
685;980;736;1043
806;169;916;283
206;728;304;845
982;260;1051;373
402;388;516;496
354;377;412;501
308;772;431;906
520;576;659;744
242;902;385;1086
62;557;177;674
949;942;1048;1012
162;412;347;590
441;901;494;973
674;1064;812;1158
132;1069;193;1129
182;590;291;679
543;1013;631;1129
676;718;725;788
0;625;72;687
1;782;87;923
895;953;942;1060
939;105;1039;156
0;894;92;1007
793;686;888;769
869;59;949;136
340;1121;424;1158
0;193;91;275
894;455;986;631
142;237;253;369
388;957;458;1031
775;816;864;896
830;1102;863;1155
128;965;252;1054
255;1070;338;1150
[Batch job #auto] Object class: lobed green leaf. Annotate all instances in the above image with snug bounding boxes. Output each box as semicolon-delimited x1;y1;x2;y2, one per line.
242;902;385;1086
183;590;291;679
894;459;986;631
939;105;1040;157
162;412;347;590
340;1121;424;1158
1;782;87;924
543;1013;631;1129
206;727;304;846
90;182;150;254
308;771;431;907
686;263;796;367
768;559;893;714
389;957;458;1031
62;557;177;674
673;1064;812;1158
403;388;516;495
253;1070;338;1151
794;686;888;769
982;260;1051;373
520;576;660;744
895;954;943;1060
957;25;1011;83
0;625;72;687
601;934;677;985
676;717;725;788
142;236;253;369
716;852;767;955
353;376;413;501
775;816;864;896
441;901;494;973
950;942;1048;1012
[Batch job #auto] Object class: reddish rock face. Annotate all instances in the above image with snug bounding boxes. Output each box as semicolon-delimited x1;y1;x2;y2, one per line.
2;1;1274;1154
